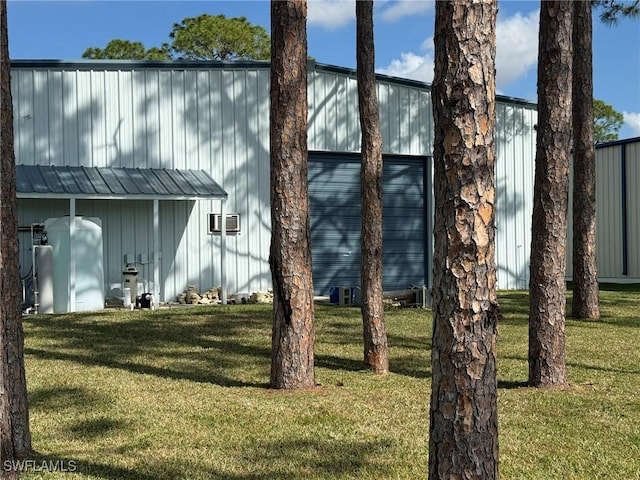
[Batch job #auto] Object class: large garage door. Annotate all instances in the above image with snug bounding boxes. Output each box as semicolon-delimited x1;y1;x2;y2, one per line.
309;153;428;295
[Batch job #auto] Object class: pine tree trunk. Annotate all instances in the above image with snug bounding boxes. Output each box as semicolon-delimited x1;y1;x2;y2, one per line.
269;0;315;390
1;0;30;461
429;2;499;478
529;0;573;387
572;0;600;320
356;0;388;374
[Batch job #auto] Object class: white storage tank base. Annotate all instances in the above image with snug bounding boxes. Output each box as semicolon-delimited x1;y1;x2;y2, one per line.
34;244;54;314
45;216;105;313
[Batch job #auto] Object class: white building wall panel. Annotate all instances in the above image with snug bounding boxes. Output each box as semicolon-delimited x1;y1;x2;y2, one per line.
13;64;273;301
568;141;640;281
13;61;538;299
494;102;537;289
596;146;623;279
308;70;433;156
625;142;640;277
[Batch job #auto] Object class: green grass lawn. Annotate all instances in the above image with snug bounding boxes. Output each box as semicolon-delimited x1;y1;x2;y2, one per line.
19;287;640;479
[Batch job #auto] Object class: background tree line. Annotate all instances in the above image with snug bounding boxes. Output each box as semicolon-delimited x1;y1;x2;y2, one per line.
82;14;270;61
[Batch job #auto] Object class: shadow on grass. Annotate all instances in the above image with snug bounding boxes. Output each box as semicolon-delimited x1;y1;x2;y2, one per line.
27;438;393;480
315;354;364;372
596;283;640;293
68;417;128;440
24;346;267;389
315;353;431;379
498;380;529;389
25;452;179;480
208;438;394;480
567;360;640;376
25;303;435;387
566;315;640;329
29;385;107;412
593;316;640;329
24;306;273;388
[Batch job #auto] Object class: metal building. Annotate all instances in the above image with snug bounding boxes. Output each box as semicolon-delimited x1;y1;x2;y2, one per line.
567;137;640;282
12;60;537;309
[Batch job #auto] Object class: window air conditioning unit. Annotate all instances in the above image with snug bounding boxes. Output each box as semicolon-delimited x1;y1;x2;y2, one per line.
208;213;241;234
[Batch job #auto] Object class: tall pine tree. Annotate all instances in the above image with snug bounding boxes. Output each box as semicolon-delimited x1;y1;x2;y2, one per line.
429;1;500;477
529;0;573;387
0;0;30;462
269;0;315;389
356;0;389;374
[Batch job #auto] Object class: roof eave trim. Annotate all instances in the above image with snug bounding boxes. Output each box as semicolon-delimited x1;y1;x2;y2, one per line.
17;193;228;201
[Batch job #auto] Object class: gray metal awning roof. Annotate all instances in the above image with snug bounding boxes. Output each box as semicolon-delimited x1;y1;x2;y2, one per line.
16;165;228;200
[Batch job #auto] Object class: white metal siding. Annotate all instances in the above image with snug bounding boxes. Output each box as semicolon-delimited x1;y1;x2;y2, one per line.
493;102;537;289
567;140;640;282
14;61;539;300
625;142;640;277
308;69;432;156
14;65;272;302
596;146;623;279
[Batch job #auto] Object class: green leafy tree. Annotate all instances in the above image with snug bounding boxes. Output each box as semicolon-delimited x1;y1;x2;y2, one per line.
593;98;624;143
170;14;270;60
82;39;170;60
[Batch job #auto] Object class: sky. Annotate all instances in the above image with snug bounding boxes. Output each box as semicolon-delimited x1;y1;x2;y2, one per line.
6;0;640;139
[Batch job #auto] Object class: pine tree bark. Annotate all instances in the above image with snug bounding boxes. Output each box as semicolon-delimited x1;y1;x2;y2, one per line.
429;2;499;478
269;0;315;389
528;0;573;387
356;0;388;374
0;0;30;461
572;0;600;320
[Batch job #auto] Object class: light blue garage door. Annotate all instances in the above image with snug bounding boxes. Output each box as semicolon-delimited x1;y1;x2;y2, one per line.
309;153;428;295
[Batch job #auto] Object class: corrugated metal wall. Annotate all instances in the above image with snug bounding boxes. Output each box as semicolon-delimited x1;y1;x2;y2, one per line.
13;63;273;301
308;66;432;155
568;138;640;281
494;101;538;289
625;141;640;278
13;61;538;301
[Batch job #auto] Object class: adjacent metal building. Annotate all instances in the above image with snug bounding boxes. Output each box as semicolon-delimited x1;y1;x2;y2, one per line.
567;137;640;282
12;60;538;309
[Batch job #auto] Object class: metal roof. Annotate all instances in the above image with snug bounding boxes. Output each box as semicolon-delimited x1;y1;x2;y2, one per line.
10;59;537;108
16;165;228;201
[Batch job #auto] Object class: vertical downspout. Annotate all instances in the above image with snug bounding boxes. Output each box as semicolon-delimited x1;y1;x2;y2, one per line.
621;144;628;276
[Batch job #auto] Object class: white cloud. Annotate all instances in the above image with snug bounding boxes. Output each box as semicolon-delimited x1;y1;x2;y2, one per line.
377;8;540;91
307;0;355;29
306;0;434;30
623;111;640;136
496;9;539;88
377;37;434;83
379;0;434;23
